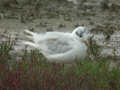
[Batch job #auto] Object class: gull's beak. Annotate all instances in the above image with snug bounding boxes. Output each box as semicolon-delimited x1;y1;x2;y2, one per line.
82;40;88;46
82;31;92;46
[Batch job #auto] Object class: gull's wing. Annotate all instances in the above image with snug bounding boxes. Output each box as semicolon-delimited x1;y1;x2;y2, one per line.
23;30;74;55
24;29;71;43
40;37;73;55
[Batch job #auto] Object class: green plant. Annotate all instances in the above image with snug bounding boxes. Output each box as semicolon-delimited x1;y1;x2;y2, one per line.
0;36;15;64
88;36;101;59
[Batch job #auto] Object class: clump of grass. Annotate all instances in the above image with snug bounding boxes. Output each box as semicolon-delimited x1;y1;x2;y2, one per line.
100;0;110;10
76;59;120;89
58;23;66;28
88;36;102;59
0;36;15;64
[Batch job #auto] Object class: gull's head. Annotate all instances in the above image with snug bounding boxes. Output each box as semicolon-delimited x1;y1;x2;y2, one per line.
72;26;91;46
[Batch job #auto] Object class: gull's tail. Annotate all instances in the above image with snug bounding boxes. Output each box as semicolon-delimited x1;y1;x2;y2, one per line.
24;29;36;36
24;29;37;40
21;29;39;48
22;41;37;48
24;29;42;43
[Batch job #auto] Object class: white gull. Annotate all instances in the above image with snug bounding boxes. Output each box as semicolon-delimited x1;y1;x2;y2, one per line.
23;26;90;63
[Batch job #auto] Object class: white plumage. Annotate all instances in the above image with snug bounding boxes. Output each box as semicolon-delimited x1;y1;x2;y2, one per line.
22;26;90;63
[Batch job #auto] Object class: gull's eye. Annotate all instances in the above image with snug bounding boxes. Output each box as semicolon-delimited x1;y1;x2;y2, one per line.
79;32;83;37
76;31;83;38
80;31;84;37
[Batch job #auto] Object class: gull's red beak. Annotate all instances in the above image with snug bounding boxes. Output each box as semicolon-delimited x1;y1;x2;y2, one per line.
82;40;88;46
